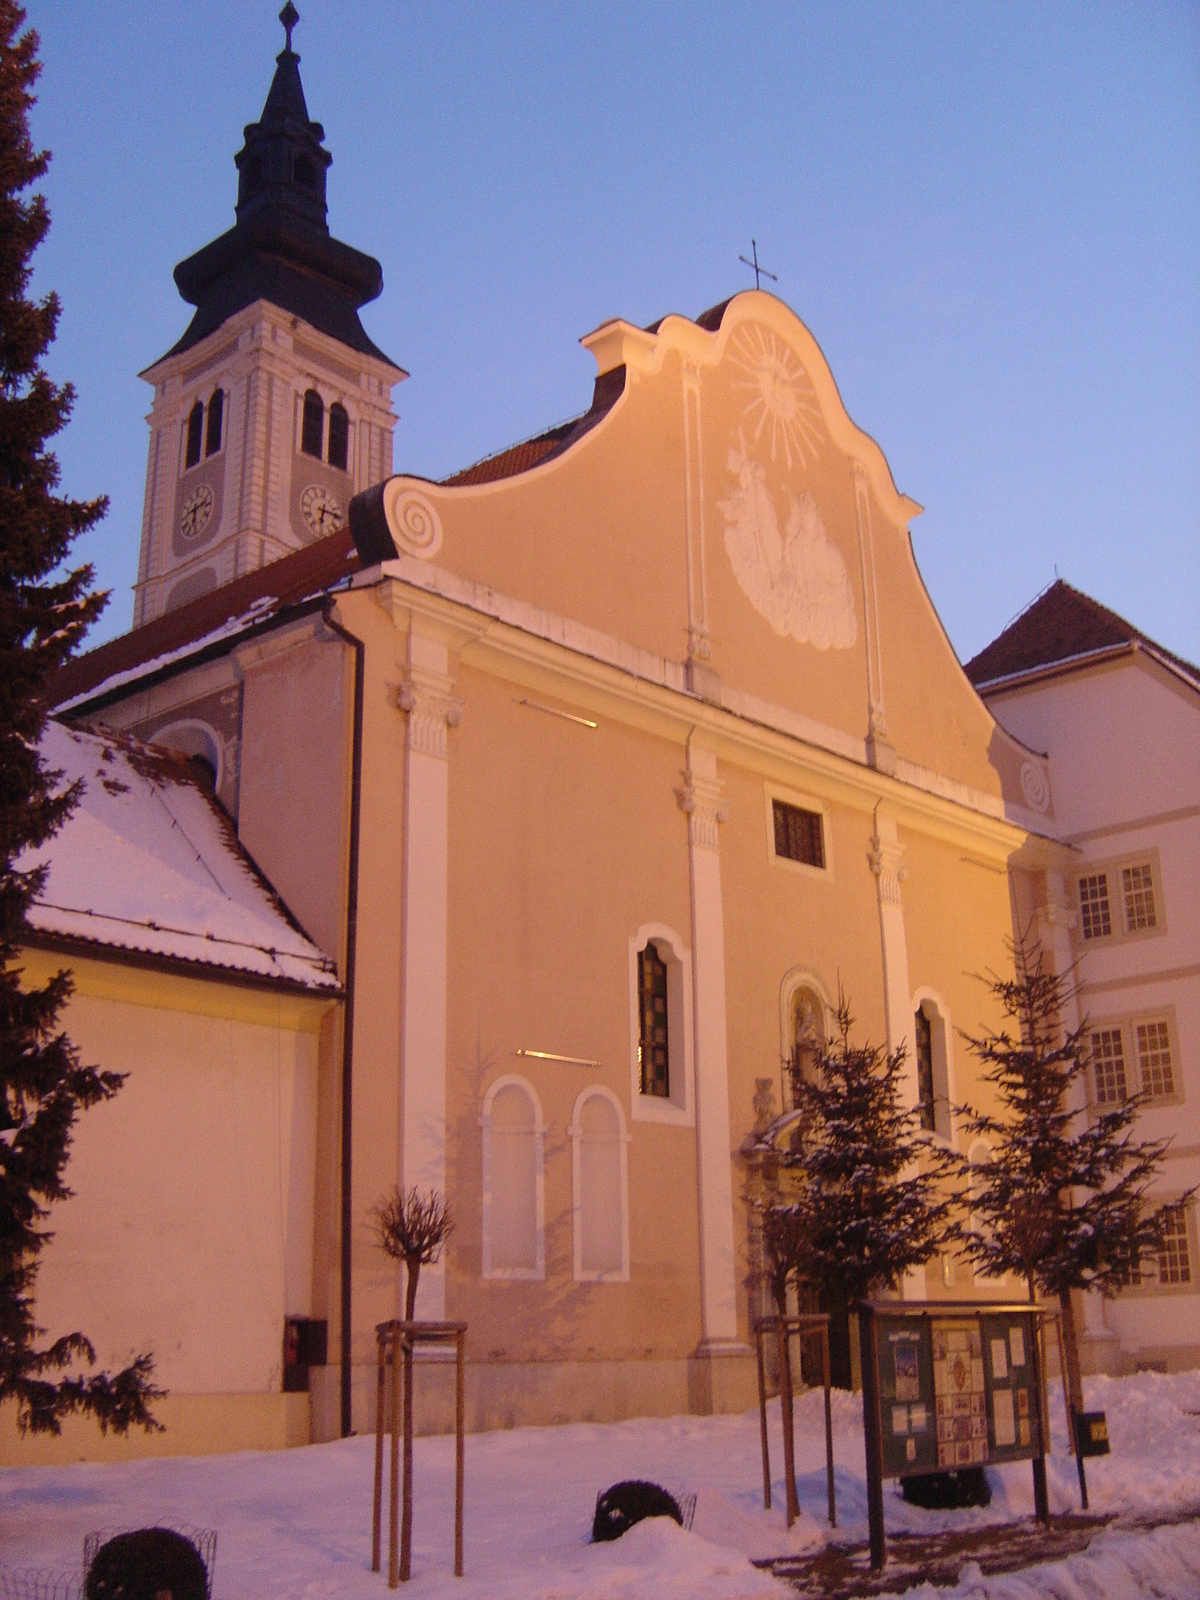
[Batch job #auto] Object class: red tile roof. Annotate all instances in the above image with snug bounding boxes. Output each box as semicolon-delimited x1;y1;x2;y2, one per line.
51;366;630;712
52;528;359;709
966;580;1198;690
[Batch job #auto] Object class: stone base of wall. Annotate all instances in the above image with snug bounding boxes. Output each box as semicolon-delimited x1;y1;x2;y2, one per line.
0;1392;310;1467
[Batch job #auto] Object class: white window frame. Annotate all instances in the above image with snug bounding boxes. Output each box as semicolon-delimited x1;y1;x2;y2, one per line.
1075;850;1166;947
569;1084;630;1283
1086;1007;1184;1110
764;782;834;882
911;987;956;1145
628;923;694;1126
480;1075;545;1281
1120;1195;1197;1297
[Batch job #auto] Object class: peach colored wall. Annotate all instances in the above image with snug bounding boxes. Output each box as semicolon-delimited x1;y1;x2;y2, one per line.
444;665;703;1361
5;951;331;1465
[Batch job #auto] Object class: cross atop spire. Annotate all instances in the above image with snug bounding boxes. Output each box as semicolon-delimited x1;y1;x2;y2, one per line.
280;2;299;54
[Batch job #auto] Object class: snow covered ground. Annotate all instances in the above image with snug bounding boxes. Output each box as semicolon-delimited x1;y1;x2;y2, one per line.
1;1371;1198;1598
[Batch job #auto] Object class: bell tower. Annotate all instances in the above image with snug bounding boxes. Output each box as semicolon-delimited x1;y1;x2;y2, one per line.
133;4;405;625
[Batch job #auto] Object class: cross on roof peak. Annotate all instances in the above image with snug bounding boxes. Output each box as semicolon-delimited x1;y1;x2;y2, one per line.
739;239;778;291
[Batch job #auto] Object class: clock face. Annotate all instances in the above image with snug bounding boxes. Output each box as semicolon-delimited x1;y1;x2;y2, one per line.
300;483;344;537
179;484;214;539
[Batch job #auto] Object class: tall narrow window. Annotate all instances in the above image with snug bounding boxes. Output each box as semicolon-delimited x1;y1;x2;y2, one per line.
1091;1028;1127;1105
1157;1205;1192;1287
185;400;204;468
204;389;224;457
914;1006;936;1131
327;402;349;471
301;389;324;458
1136;1019;1175;1099
638;942;669;1097
481;1078;543;1279
1122;863;1157;931
572;1088;628;1281
1078;872;1112;940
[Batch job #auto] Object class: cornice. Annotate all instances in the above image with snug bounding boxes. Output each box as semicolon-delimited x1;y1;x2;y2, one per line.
358;562;1034;862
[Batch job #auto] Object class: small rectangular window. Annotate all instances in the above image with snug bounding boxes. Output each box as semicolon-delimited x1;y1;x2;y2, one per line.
1136;1019;1175;1099
1090;1028;1127;1105
773;800;825;870
1122;862;1157;931
638;943;669;1098
1078;873;1112;940
1158;1206;1192;1287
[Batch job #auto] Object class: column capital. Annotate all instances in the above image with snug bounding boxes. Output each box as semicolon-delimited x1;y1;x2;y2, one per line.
676;767;728;852
868;822;907;907
397;669;463;760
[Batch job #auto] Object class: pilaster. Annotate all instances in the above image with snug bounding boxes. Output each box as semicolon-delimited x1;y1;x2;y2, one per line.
675;736;744;1366
396;630;463;1322
868;805;918;1106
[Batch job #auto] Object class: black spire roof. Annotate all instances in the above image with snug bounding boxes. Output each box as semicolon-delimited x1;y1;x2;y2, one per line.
160;5;396;367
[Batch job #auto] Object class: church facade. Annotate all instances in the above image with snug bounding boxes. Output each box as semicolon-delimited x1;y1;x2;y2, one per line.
25;16;1182;1462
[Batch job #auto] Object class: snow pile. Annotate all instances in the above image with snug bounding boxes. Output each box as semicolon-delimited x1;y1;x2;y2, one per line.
0;1372;1198;1598
19;723;337;990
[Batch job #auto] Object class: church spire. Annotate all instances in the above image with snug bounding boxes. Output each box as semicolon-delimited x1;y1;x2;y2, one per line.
234;4;331;233
166;3;393;364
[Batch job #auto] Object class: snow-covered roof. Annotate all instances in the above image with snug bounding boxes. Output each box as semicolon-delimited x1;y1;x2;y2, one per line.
20;722;340;994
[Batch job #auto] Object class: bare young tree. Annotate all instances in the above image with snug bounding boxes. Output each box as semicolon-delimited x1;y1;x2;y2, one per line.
373;1186;453;1322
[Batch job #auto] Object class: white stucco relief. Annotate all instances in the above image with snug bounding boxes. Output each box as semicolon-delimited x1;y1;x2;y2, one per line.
728;324;823;470
719;435;856;650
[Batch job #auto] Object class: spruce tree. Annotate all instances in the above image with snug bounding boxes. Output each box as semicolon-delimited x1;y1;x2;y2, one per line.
957;940;1186;1428
758;994;960;1387
0;4;159;1436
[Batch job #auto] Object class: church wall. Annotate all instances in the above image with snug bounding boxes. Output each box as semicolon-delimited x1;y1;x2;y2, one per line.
236;623;354;964
414;359;693;670
2;951;333;1465
442;664;704;1380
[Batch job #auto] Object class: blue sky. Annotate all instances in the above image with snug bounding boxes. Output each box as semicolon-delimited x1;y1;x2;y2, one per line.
24;1;1200;664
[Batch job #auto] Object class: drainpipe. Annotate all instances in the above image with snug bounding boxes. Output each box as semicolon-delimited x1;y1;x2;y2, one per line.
324;603;365;1438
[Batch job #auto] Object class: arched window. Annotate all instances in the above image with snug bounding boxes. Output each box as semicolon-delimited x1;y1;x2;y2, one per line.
638;942;669;1097
204;389;223;457
481;1077;543;1280
628;925;693;1124
185;400;204;468
571;1087;628;1281
293;153;316;190
327;402;349;472
301;389;324;458
913;994;953;1140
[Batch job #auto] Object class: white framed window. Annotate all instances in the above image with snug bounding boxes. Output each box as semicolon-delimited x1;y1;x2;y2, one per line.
480;1076;545;1280
764;783;833;881
1134;1017;1177;1100
1076;852;1165;945
628;924;693;1125
570;1086;629;1282
1087;1009;1182;1108
1090;1027;1128;1106
912;989;955;1142
1122;1199;1196;1295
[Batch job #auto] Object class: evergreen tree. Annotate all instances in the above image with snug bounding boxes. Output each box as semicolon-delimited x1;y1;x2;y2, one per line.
758;994;960;1386
0;4;159;1436
957;940;1186;1427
